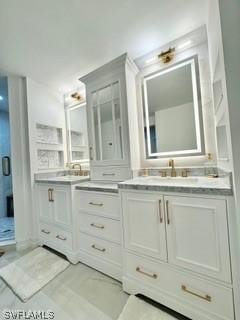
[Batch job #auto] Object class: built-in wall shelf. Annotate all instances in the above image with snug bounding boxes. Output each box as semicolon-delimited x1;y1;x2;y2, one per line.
36;123;63;145
37;149;64;170
36;123;64;170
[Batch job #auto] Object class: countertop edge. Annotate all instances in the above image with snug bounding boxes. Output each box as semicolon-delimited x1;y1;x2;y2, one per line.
75;186;119;194
118;183;233;196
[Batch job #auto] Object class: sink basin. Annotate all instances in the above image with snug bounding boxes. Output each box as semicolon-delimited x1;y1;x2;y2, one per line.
143;176;199;185
49;175;89;182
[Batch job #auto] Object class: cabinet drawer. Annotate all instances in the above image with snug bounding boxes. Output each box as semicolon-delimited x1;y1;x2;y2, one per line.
124;252;234;320
39;222;72;250
79;232;122;266
79;213;121;244
90;166;131;181
53;228;73;249
77;191;119;219
39;222;54;239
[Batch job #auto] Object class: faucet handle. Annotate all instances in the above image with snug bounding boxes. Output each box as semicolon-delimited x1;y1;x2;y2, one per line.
159;170;167;177
181;169;189;177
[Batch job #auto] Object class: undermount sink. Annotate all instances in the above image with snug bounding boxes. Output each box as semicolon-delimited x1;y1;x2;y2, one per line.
49;175;89;181
142;176;199;185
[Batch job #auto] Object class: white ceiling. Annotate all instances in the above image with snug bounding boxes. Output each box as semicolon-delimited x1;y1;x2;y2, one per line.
0;0;207;94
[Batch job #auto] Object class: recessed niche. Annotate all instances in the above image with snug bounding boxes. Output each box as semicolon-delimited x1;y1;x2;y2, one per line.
37;149;64;169
36;123;63;145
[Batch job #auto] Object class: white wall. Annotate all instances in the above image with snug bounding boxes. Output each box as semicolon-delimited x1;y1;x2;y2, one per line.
155;102;196;153
26;78;66;175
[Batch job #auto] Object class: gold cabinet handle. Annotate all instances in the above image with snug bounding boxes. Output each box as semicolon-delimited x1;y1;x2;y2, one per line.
51;189;54;202
136;267;157;279
48;188;52;202
48;188;54;202
91;244;106;252
90;223;105;229
89;202;103;207
102;173;115;176
89;147;93;160
159;200;163;223
56;235;67;241
41;229;50;235
166;200;170;224
181;285;211;302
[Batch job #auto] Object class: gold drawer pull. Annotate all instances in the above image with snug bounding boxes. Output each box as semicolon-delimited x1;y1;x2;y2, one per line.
56;235;67;241
102;173;115;176
159;200;163;223
91;244;106;252
89;202;103;207
166;200;170;224
181;285;211;302
90;223;105;229
41;229;50;235
136;267;157;279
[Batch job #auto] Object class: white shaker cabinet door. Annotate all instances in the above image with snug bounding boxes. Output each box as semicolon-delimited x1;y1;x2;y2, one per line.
165;196;232;283
52;186;72;227
38;185;54;222
122;192;167;261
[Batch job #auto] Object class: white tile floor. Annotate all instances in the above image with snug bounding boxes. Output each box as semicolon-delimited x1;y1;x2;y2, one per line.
0;248;128;320
0;248;185;320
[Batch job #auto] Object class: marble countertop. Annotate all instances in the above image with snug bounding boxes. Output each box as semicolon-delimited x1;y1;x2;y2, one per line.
75;181;119;193
35;175;90;185
118;176;233;196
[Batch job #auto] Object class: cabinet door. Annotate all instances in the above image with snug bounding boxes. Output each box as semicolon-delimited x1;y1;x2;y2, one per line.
165;196;231;282
51;186;72;227
38;185;54;222
122;192;167;261
89;80;126;165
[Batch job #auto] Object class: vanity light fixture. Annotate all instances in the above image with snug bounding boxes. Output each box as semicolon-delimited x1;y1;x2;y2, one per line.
158;48;175;64
71;92;82;101
178;40;192;50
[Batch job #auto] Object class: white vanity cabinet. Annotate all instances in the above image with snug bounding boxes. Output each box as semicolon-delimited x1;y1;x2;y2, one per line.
121;190;234;320
36;183;77;263
80;53;140;181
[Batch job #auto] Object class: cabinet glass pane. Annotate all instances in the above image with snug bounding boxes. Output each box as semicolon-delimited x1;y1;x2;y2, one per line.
112;82;120;99
92;92;97;106
94;108;100;160
99;85;111;104
114;99;123;159
100;101;114;160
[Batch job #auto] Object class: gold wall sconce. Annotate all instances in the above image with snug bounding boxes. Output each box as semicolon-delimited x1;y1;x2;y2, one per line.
71;92;82;101
158;48;175;64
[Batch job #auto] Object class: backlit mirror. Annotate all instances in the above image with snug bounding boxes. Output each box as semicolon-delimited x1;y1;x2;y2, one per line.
143;56;204;158
66;103;89;162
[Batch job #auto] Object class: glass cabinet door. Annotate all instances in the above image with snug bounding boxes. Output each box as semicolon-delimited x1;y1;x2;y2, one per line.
91;81;123;161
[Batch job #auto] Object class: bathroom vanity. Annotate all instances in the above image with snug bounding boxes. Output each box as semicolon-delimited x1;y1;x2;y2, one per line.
34;27;239;320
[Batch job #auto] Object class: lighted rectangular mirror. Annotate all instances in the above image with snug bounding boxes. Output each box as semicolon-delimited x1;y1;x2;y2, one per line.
143;56;205;158
66;103;89;163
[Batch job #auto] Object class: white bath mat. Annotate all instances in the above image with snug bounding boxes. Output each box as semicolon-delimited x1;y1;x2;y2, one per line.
0;247;69;302
118;295;178;320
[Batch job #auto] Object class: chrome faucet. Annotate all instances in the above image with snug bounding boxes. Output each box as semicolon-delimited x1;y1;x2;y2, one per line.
72;163;82;176
168;159;177;177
